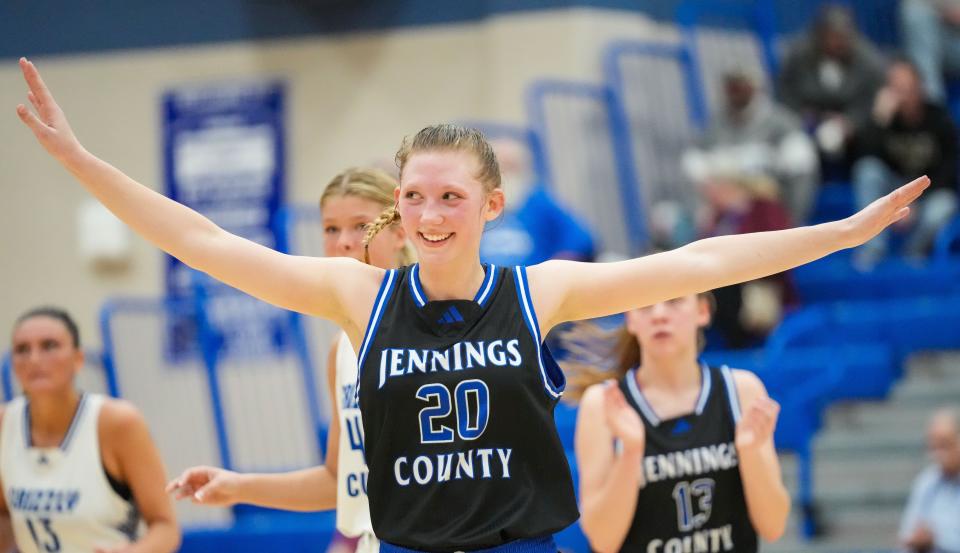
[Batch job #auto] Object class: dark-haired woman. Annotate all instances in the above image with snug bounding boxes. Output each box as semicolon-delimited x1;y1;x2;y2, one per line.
1;307;179;553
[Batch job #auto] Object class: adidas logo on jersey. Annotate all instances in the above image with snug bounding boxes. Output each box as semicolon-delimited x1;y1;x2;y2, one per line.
437;305;464;325
671;418;692;435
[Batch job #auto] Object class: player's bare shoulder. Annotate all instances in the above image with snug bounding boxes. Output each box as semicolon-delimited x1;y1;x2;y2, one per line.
579;383;607;413
729;369;769;407
333;257;391;344
97;398;150;444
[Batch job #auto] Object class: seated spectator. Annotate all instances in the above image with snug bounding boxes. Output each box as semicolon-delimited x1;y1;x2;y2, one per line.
778;4;886;171
698;171;798;348
479;137;596;266
900;408;960;553
851;58;959;267
901;0;960;104
684;68;819;224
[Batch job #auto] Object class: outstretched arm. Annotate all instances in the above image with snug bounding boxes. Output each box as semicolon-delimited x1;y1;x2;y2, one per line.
576;383;645;553
529;175;928;332
167;465;338;512
15;58;374;326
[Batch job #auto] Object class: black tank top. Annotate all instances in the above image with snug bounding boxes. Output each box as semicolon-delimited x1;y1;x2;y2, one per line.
616;365;758;553
357;264;578;551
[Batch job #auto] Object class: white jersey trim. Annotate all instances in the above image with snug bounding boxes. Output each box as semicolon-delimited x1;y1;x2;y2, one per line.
355;268;397;401
625;365;712;427
514;266;563;398
720;366;743;423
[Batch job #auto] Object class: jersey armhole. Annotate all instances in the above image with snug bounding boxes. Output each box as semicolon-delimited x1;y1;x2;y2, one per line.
354;269;398;402
719;366;743;423
513;266;565;398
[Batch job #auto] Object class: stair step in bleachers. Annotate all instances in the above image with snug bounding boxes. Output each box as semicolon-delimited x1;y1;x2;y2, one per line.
783;351;960;550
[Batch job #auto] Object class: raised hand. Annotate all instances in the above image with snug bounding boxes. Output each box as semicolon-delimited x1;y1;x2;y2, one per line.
735;396;780;453
166;466;244;507
843;175;930;247
15;57;84;163
602;381;646;455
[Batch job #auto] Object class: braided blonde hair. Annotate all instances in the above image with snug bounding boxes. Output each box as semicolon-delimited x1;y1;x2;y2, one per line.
320;167;414;266
362;124;502;262
362;203;402;264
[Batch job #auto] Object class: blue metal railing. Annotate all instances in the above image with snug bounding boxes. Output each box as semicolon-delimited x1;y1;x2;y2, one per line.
603;39;707;130
526;79;648;254
99;293;233;471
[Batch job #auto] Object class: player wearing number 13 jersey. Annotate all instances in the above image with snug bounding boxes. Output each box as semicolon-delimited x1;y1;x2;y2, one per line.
570;294;790;553
614;364;758;553
357;263;578;552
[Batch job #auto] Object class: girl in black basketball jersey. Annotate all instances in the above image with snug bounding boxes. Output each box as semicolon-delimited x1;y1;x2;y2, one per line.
17;57;924;553
570;295;788;553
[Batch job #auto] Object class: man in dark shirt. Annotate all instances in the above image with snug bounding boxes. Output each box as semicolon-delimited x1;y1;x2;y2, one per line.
778;4;886;170
852;58;959;266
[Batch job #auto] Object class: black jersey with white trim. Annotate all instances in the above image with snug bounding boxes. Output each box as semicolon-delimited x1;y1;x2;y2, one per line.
356;264;578;551
615;365;758;553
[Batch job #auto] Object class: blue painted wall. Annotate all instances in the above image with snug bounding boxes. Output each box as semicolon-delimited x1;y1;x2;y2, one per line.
2;0;900;60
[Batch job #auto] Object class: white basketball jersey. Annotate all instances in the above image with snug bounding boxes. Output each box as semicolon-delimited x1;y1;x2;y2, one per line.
1;394;141;553
334;332;376;548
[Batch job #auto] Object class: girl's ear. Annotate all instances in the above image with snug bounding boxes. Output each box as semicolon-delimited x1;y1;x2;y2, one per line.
696;295;712;327
624;308;642;334
485;188;505;222
72;348;85;376
390;222;407;251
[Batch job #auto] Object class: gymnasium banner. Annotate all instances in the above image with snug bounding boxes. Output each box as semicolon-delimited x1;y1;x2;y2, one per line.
162;81;288;362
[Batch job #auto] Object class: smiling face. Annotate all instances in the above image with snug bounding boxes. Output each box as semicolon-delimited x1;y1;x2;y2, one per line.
322;194;405;269
625;295;711;358
11;315;82;397
396;150;504;266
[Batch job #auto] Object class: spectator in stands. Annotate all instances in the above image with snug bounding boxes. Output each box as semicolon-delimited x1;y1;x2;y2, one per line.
683;68;819;224
479;137;596;266
901;0;960;104
899;407;960;553
697;171;798;348
851;58;958;267
778;4;886;172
